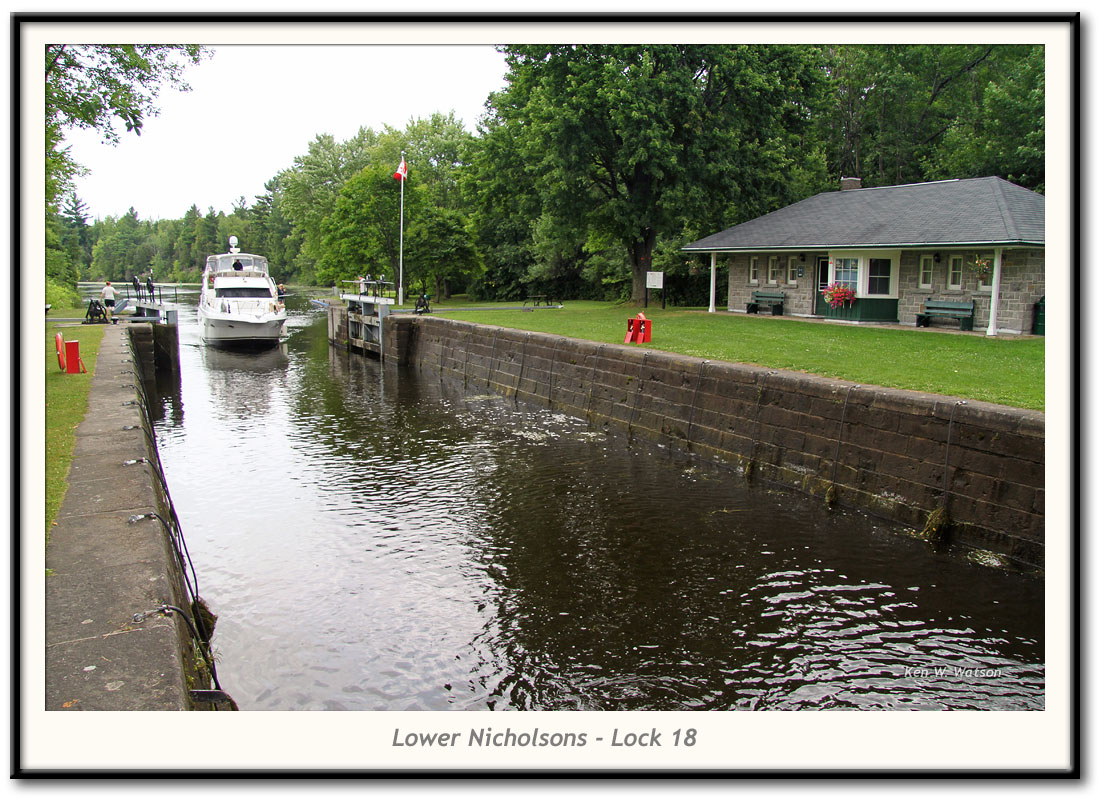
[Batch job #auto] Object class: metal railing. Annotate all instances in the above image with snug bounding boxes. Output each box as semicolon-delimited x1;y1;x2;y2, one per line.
125;283;180;305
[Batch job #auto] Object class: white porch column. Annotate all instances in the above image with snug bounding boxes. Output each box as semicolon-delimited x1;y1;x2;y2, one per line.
708;253;717;313
986;247;1003;336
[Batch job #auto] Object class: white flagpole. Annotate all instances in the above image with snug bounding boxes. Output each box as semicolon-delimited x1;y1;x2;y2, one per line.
398;151;405;307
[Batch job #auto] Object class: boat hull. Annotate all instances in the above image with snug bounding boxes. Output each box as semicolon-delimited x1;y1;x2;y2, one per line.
199;312;286;346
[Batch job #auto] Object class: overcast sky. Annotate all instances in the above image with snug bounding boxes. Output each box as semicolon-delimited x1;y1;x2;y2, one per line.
63;44;509;222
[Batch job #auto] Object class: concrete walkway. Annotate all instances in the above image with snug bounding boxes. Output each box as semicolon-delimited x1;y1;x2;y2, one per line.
45;323;192;710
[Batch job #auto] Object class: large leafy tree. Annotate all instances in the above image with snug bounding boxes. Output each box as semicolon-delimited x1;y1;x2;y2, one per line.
817;44;1042;190
922;45;1045;192
406;205;480;299
463;104;538;300
495;45;827;304
317;163;418;288
276;129;379;275
400;112;477;211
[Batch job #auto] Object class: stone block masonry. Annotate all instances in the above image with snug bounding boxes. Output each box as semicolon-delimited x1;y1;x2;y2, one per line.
45;324;214;710
385;316;1045;571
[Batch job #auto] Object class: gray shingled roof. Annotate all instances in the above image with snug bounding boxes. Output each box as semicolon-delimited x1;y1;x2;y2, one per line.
683;177;1045;252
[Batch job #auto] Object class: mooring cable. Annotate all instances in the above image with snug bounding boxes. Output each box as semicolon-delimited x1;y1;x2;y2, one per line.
830;384;861;488
462;329;472;389
515;333;530;406
121;336;211;642
129;512;201;624
748;371;777;471
586;344;605;419
942;400;967;506
548;338;560;409
685;360;709;449
134;604;229;701
487;331;499;389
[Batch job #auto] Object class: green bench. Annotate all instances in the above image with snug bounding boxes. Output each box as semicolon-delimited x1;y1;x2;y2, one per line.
747;289;785;315
916;298;976;331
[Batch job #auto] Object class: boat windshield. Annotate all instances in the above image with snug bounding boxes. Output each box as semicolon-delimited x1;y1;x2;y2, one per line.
208;254;268;272
216;287;275;298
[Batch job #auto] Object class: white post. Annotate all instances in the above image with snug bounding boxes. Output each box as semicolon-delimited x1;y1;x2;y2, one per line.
398;151;405;307
985;247;1003;336
708;253;717;313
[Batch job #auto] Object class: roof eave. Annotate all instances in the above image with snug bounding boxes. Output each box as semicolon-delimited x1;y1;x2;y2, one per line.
682;240;1044;252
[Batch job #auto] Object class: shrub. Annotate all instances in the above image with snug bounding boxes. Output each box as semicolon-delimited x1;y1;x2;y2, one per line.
46;277;80;308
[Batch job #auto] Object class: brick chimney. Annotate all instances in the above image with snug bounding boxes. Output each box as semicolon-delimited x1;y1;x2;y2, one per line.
840;176;862;191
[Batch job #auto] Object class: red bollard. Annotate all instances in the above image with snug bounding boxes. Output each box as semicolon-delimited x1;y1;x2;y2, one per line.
624;313;651;344
64;340;86;374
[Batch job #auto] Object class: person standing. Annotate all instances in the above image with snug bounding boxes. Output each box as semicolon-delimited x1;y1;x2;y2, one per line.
100;281;119;320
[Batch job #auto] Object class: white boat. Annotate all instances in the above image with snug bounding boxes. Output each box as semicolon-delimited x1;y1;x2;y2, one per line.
198;236;287;346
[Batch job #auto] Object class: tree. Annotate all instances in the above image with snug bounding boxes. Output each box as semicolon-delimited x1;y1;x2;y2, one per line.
923;45;1044;192
149;218;181;276
276;129;380;274
399;112;477;211
57;192;92;280
817;44;1041;190
174;205;201;273
496;45;827;304
463;96;541;301
89;209;149;281
317;163;417;288
249;180;299;280
406;205;480;299
194;208;221;263
217;199;253;256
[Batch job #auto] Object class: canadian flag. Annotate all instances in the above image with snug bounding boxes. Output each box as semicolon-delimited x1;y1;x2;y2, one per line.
393;158;408;181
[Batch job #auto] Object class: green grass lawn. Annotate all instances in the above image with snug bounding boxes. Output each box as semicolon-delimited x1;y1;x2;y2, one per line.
433;301;1045;411
45;310;105;537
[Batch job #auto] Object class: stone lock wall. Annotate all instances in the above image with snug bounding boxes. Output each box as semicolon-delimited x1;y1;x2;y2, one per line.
384;316;1045;571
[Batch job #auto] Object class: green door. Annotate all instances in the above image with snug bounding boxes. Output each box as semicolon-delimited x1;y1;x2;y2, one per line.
1032;296;1045;335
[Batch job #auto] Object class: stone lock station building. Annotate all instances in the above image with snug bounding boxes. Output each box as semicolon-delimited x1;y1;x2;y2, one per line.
684;176;1045;336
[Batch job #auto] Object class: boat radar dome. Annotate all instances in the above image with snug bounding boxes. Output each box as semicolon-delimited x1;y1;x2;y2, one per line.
229;235;240;253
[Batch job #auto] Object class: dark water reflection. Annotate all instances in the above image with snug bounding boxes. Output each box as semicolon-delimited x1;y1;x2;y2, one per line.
150;298;1043;711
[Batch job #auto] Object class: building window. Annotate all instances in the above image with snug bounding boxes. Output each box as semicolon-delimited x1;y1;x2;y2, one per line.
787;257;798;285
749;256;759;284
948;255;963;289
919;255;934;289
834;257;858;289
768;256;781;284
977;253;994;292
867;258;892;295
